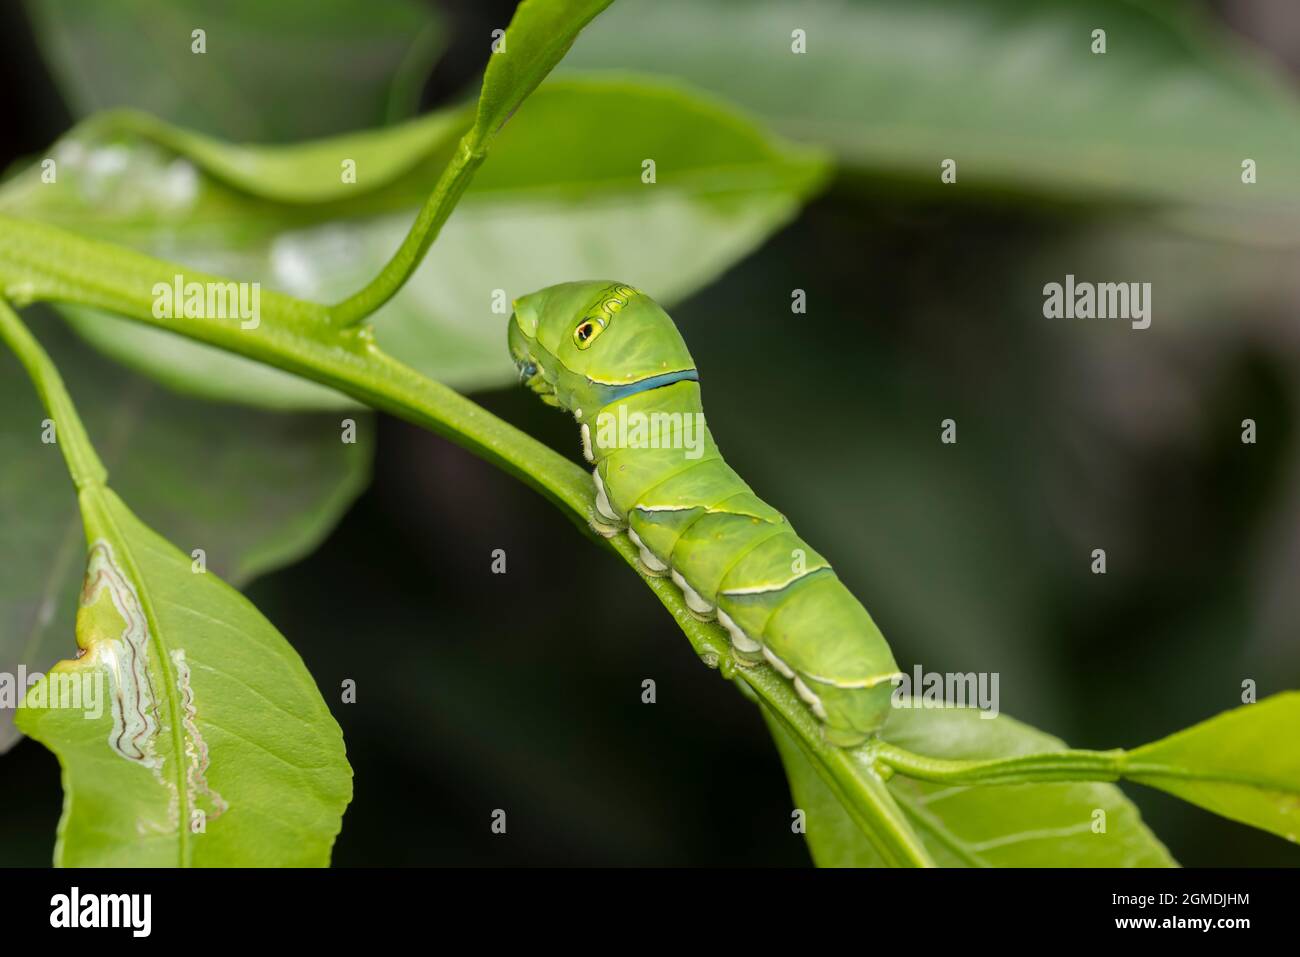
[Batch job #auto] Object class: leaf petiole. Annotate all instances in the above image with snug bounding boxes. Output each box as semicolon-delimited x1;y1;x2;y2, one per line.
870;742;1125;786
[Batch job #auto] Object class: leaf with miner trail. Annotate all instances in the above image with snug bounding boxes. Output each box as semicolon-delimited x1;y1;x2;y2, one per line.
17;484;351;866
0;311;371;753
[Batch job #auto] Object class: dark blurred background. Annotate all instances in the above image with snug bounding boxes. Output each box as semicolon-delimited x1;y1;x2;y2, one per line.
1;0;1298;866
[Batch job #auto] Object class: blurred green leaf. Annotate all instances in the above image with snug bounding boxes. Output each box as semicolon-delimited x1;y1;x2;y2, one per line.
22;0;444;140
0;313;371;751
0;76;829;407
1125;693;1300;844
768;702;1176;866
564;0;1300;229
17;488;352;866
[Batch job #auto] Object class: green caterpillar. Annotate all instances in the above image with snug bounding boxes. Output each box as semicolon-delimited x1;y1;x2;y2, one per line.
509;281;902;746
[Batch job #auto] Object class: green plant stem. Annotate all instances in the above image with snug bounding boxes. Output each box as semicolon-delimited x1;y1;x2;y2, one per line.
871;742;1126;785
4;213;1172;865
9;211;1197;865
330;133;486;326
0;298;196;854
770;705;935;866
0;296;106;490
661;606;934;866
0;212;944;864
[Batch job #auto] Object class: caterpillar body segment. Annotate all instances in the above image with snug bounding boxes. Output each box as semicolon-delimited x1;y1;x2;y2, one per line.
509;281;901;746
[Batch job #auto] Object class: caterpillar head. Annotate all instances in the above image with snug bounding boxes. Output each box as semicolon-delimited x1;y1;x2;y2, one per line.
509;281;697;416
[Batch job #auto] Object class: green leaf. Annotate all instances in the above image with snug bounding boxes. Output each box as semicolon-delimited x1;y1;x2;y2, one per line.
0;298;351;866
1124;694;1300;845
0;76;828;407
23;0;444;141
474;0;614;140
563;0;1300;226
769;702;1176;867
16;488;352;865
0;312;371;751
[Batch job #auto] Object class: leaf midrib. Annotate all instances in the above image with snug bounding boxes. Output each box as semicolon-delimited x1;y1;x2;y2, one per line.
80;485;192;866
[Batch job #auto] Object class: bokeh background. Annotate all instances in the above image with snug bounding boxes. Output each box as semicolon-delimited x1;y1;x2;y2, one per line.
1;0;1298;866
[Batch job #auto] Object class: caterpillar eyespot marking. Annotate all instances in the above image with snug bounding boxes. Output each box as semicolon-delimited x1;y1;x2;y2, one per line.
572;284;637;350
510;282;900;746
